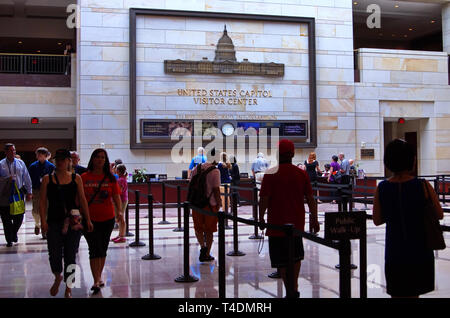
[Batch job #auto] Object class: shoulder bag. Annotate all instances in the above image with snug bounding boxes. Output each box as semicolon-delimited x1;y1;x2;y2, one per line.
421;179;446;250
9;181;25;215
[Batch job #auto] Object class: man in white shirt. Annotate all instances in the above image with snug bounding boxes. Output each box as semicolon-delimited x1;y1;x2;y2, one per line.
251;152;269;184
0;143;32;246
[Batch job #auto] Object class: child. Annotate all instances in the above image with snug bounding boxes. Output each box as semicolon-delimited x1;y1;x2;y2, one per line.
111;164;127;243
322;163;331;178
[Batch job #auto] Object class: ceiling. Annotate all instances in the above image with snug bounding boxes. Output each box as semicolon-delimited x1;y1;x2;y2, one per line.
0;0;73;17
353;0;444;50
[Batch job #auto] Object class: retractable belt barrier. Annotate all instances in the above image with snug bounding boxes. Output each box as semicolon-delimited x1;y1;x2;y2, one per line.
162;182;189;231
174;198;365;299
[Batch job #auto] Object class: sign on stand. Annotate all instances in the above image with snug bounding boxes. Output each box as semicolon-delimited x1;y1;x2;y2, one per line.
324;211;367;240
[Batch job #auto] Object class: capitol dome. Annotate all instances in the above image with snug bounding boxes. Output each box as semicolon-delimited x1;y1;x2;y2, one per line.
214;25;237;62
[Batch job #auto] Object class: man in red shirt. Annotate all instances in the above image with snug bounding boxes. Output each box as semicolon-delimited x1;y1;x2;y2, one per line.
259;139;319;298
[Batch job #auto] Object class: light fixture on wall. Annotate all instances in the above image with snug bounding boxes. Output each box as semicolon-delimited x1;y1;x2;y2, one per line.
31;117;39;124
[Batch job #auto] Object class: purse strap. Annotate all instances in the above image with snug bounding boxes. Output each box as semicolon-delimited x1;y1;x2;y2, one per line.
88;175;107;206
13;182;21;201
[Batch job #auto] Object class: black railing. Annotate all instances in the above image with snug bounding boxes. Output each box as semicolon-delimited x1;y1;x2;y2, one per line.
0;54;70;74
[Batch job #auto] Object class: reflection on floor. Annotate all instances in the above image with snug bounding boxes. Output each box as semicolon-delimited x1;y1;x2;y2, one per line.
0;202;449;298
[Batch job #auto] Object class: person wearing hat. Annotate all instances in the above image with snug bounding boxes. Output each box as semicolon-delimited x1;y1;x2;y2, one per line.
28;147;55;238
258;139;320;298
39;149;93;298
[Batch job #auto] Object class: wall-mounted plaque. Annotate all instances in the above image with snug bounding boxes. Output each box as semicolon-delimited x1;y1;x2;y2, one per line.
361;148;375;158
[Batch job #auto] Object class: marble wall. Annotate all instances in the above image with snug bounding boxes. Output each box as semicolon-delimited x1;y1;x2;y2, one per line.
356;48;450;175
78;0;356;175
77;0;449;176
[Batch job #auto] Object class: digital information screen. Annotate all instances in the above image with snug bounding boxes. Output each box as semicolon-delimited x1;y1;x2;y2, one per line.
141;120;307;139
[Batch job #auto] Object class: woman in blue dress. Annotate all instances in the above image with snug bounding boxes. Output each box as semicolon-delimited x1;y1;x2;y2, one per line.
373;139;443;297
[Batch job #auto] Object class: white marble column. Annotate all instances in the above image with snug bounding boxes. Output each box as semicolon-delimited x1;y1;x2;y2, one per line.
443;3;450;54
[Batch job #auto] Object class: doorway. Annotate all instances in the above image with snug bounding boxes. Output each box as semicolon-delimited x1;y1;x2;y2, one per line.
383;119;421;177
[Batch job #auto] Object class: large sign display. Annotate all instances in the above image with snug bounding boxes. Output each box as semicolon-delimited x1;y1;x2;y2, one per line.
129;9;317;149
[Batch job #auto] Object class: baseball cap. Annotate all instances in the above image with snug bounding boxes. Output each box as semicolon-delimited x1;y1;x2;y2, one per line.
278;139;295;156
54;149;71;160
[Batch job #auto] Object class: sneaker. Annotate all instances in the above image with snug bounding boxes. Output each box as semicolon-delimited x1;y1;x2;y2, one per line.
34;227;40;235
113;237;126;243
111;236;120;242
6;242;12;247
204;254;215;262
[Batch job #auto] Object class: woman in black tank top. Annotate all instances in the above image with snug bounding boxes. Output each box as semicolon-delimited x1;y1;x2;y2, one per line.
39;149;93;298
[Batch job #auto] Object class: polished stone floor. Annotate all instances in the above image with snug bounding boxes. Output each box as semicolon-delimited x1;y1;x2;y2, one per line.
0;202;449;298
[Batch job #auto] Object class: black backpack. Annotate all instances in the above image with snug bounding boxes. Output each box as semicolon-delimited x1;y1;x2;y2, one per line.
187;164;217;208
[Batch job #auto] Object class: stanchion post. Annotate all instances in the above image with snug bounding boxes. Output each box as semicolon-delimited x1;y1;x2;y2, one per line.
249;186;263;240
159;182;170;225
142;194;161;260
125;200;134;237
360;214;367;298
227;192;245;257
129;190;145;247
442;175;447;205
285;224;296;298
218;210;226;298
175;202;199;283
173;185;183;232
338;239;351;298
224;184;232;230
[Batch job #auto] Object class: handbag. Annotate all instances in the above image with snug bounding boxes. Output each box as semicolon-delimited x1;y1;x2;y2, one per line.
9;182;25;216
421;179;446;250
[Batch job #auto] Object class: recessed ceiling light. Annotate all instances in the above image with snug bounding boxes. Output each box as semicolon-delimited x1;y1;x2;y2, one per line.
394;5;399;8
404;35;408;38
37;50;41;53
408;28;413;31
431;20;436;24
58;42;62;45
354;1;358;5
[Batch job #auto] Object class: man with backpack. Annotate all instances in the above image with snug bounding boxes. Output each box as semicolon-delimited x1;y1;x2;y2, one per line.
188;148;221;262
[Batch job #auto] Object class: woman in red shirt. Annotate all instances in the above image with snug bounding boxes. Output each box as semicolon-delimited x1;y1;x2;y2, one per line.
82;149;122;294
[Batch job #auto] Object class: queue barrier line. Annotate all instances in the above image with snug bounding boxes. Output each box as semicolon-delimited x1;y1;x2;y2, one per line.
181;201;356;298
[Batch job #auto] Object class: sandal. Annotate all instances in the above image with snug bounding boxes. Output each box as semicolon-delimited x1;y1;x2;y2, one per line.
50;275;63;296
110;236;120;242
64;288;72;298
90;283;101;294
